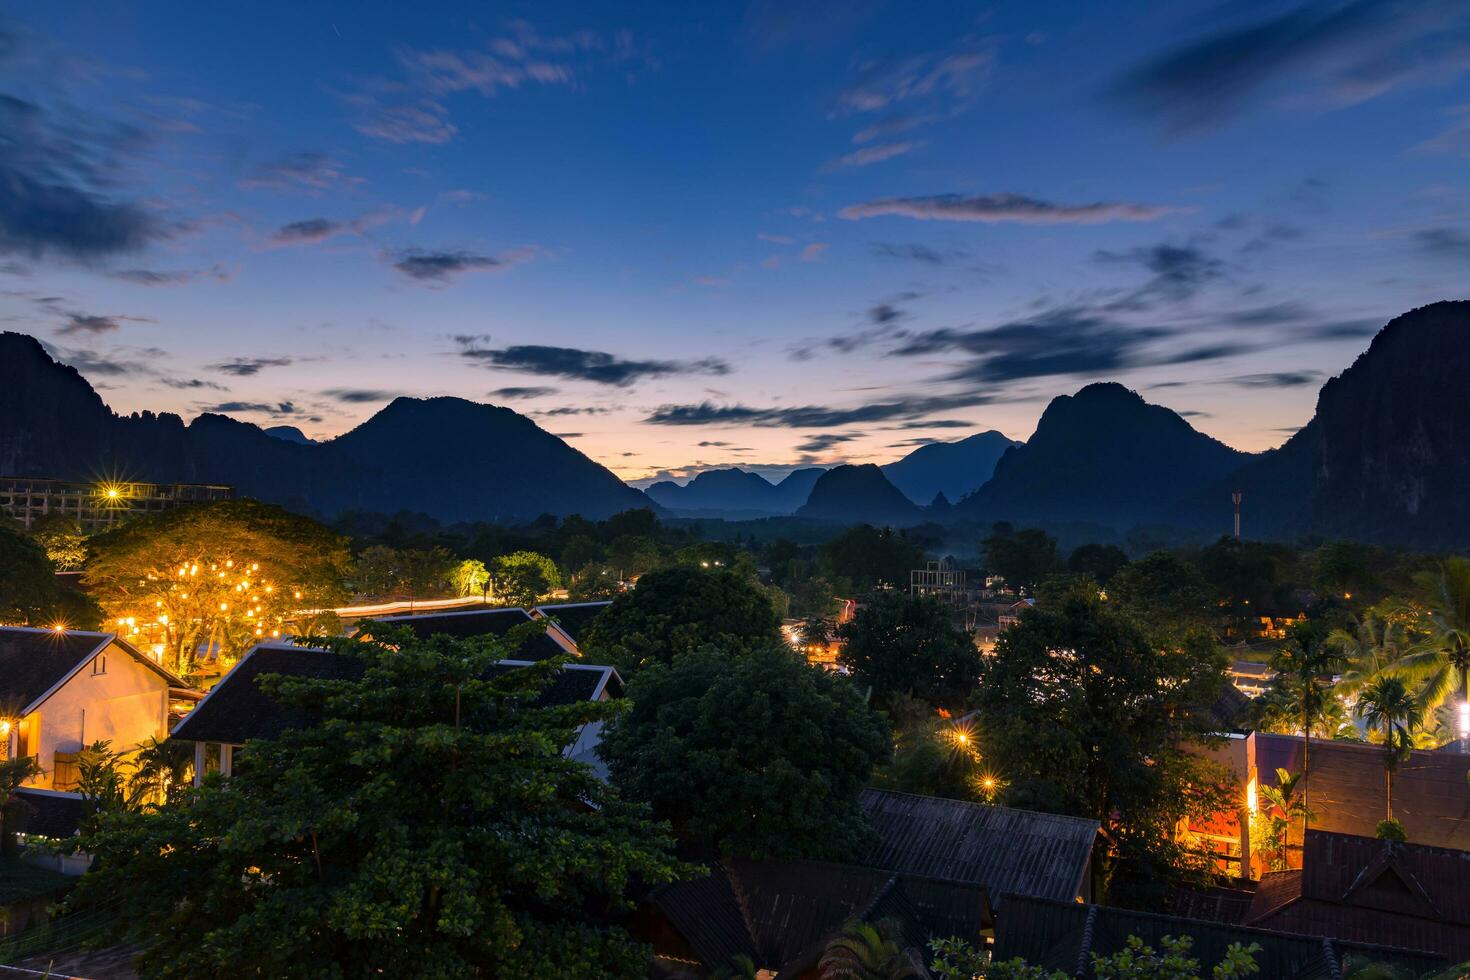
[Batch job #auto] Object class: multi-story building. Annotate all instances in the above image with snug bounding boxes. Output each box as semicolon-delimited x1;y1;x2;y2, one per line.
0;477;233;534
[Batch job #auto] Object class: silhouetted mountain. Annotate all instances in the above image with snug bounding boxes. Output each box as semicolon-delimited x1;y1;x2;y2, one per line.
1188;301;1470;547
0;333;651;522
263;425;313;445
796;464;923;525
881;430;1020;505
770;467;827;512
642;465;827;516
958;383;1251;528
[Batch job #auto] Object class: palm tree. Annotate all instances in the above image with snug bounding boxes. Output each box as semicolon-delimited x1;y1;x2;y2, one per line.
709;954;759;980
1268;622;1345;840
1395;557;1470;749
818;919;928;980
1329;611;1410;700
1354;676;1422;824
128;735;196;808
1257;767;1312;871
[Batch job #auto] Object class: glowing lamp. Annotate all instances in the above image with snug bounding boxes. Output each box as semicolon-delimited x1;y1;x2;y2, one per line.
0;720;10;738
1459;702;1470;742
51;623;66;634
105;488;119;499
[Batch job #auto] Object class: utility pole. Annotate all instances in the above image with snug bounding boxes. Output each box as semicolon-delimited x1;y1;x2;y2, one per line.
1232;490;1243;540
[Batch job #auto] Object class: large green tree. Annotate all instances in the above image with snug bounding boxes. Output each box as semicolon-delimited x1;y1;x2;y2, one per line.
70;628;684;979
600;646;891;860
818;525;924;593
983;525;1060;590
837;592;981;710
580;566;781;672
490;550;561;607
974;580;1234;900
83;500;350;675
1107;551;1214;636
0;518;100;628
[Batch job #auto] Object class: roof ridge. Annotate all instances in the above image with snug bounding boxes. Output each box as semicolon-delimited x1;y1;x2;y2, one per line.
721;860;763;962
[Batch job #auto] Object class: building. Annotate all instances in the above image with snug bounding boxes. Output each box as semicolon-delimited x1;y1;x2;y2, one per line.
635;858;991;978
531;601;612;650
1226;659;1275;698
0;477;232;534
0;627;183;790
856;788;1100;906
355;606;574;660
169;642;624;782
993;894;1446;978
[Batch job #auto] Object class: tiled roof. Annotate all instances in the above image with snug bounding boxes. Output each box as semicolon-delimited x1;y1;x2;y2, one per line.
0;628;110;711
533;602;612;644
359;607;567;661
857;788;1098;906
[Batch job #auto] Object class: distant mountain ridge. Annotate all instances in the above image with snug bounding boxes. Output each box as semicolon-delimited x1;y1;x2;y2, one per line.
796;464;924;526
0;332;651;522
881;430;1020;505
643;466;825;516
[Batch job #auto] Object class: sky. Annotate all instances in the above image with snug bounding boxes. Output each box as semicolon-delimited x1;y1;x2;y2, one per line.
2;1;1468;486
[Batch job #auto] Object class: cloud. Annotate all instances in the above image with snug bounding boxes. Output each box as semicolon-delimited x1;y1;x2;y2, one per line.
108;264;233;286
837;47;993;115
209;356;293;377
354;102;458;145
1229;371;1320;388
840;192;1180;224
853;114;929;144
1094;243;1225;302
45;343;163;377
1415;227;1470;260
459;339;730;386
322;388;396;403
645;390;994;428
1110;0;1470;133
801;242;829;262
489;385;558;399
758;232;794;245
0;94;165;261
387;246;536;283
238;152;359;192
267;208;399;247
535;406;610;417
821;141;921;171
795;431;861;454
869;242;968;265
893;419;973;430
203;400;301;416
57;312;142;335
159;377;226;391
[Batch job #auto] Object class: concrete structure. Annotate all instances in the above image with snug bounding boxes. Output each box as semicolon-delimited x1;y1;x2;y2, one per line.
0;477;232;534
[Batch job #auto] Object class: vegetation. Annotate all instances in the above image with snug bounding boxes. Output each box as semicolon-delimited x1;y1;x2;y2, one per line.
488;550;561;607
71;627;684;978
982;524;1060;590
600;646;891;860
837;592;982;710
1355;676;1422;825
1266;623;1345;840
927;935;1262;980
0;518;100;628
818;919;926;979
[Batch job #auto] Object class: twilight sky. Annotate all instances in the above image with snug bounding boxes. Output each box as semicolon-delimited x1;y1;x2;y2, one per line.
3;1;1468;485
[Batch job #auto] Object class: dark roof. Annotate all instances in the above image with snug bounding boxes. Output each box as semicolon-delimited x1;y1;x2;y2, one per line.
1206;682;1252;732
1245;831;1470;960
994;894;1447;980
0;628;110;711
534;602;611;645
646;859;990;975
857;788;1098;906
171;644;620;744
1255;733;1470;850
360;607;567;661
11;788;85;840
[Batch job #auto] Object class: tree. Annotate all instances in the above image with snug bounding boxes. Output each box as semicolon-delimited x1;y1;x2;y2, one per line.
451;558;489;599
605;534;663;582
1254;768;1311;871
818;525;924;593
1355;676;1422;825
1107;552;1214;636
1;755;42;857
1397;557;1470;748
600;647;891;860
929;935;1261;980
974;581;1234;901
83;500;350;675
818;919;926;980
29;512;88;571
1330;611;1411;700
580;566;782;673
1268;622;1346;841
837;592;981;710
128;736;196;809
0;518;101;628
983;525;1060;591
70;627;684;978
1067;543;1130;587
490;551;560;607
796;615;834;650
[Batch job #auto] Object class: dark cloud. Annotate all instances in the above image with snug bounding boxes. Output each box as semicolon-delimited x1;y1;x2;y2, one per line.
58;313;124;335
268;209;400;247
1110;0;1470;132
209;356;294;377
1094;243;1225;301
238;152;358;192
108;265;233;286
458;339;730;386
1416;227;1470;260
1221;302;1380;339
892;419;973;429
795;432;861;454
869;242;968;265
0;93;164;261
323;388;396;403
387;247;535;283
204;400;302;416
159;377;226;391
46;344;160;377
1229;371;1321;388
840;192;1179;224
888;437;942;448
645;391;993;428
552;432;583;439
535;406;611;416
868;303;906;325
489;385;558;399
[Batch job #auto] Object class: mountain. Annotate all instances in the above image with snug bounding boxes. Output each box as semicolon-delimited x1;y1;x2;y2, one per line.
263;425;313;445
642;465;827;516
881;430;1020;505
958;383;1252;528
0;332;651;522
796;464;923;525
1192;301;1470;548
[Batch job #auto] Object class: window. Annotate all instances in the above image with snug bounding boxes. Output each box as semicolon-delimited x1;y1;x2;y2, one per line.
92;654;107;675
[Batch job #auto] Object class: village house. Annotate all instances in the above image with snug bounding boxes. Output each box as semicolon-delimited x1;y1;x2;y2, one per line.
356;606;575;659
530;601;612;650
0;627;183;790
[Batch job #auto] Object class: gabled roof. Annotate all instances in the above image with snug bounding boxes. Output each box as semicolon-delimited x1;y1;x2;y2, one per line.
995;894;1447;980
0;627;182;714
532;602;612;645
171;643;622;745
646;859;990;976
857;788;1099;906
357;607;567;660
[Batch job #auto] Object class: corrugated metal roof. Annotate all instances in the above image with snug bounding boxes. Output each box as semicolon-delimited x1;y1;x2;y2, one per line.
857;788;1098;905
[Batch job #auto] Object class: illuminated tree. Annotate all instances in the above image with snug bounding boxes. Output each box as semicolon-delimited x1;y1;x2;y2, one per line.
83;500;350;676
70;628;684;978
29;513;88;571
0;518;100;628
451;558;490;599
489;551;560;607
1396;557;1470;747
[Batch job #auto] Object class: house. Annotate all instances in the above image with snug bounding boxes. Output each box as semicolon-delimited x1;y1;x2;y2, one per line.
8;787;89;874
356;606;573;660
856;788;1100;906
0;627;183;790
169;643;624;782
634;858;991;979
992;894;1447;979
531;601;611;651
1244;831;1470;961
997;598;1034;630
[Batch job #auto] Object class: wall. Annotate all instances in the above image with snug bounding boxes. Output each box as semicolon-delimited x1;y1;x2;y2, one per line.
23;642;169;790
